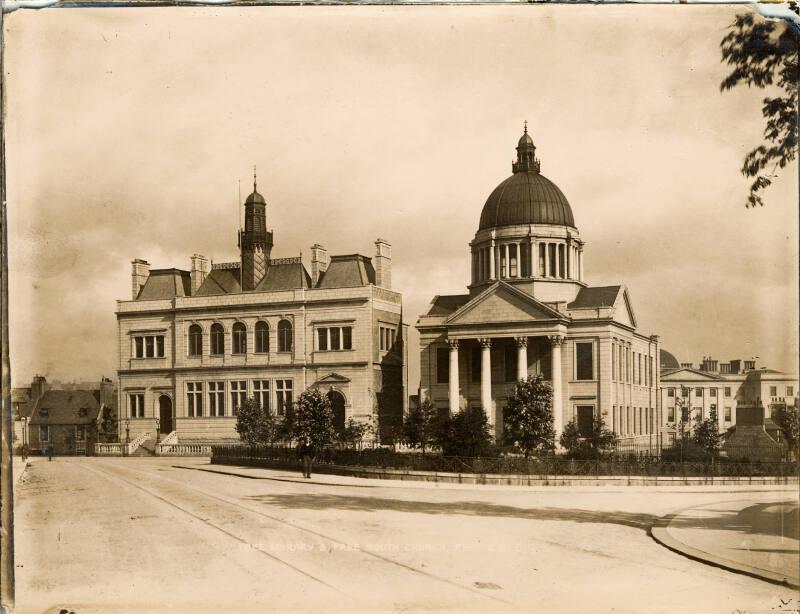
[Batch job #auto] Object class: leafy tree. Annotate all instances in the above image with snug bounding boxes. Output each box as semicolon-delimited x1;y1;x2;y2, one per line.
98;405;118;443
438;406;492;457
338;417;371;450
502;375;555;456
691;410;723;458
560;416;617;459
292;387;335;448
720;11;799;207
772;401;799;455
402;398;439;453
235;398;279;446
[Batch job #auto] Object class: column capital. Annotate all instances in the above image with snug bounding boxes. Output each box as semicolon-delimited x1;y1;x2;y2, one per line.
548;334;566;346
479;337;492;349
447;339;460;350
514;336;528;348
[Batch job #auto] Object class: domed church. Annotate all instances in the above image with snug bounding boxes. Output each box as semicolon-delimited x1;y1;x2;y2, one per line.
416;126;661;444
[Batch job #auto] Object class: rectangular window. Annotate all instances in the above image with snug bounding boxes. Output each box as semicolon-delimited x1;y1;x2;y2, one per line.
275;380;293;416
548;243;557;277
637;354;642;385
770;386;777;397
667;388;675;397
509;245;518;277
208;381;225;417
724;387;731;397
129;393;144;418
681;387;689;398
186;382;203;417
504;348;517;383
626;348;630;383
695;387;702;397
230;381;247;415
318;328;328;351
538;243;546;276
343;327;353;350
156;336;164;357
681;406;689;422
710;388;717;397
145;336;154;357
612;344;617;382
436;348;449;384
667;406;675;422
318;326;353;351
330;327;341;350
575;342;594;381
788;386;794;397
470;346;481;383
135;337;144;358
39;425;49;442
134;335;164;358
253;380;270;413
724;406;732;421
76;426;86;441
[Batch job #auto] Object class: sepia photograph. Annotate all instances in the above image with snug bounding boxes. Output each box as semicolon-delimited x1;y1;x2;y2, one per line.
1;3;798;613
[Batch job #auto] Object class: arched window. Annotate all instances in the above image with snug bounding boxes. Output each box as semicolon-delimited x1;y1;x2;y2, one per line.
188;324;203;357
278;319;293;353
255;321;269;353
210;323;224;355
232;322;247;354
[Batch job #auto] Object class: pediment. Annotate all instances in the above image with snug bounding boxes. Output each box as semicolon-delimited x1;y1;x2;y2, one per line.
316;372;351;384
613;287;637;328
661;368;722;382
446;282;563;326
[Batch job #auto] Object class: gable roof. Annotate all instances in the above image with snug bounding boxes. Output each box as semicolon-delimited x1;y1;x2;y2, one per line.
194;267;242;296
316;255;375;289
568;286;622;309
256;261;311;292
446;281;565;325
315;372;351;384
29;390;102;425
660;367;725;381
425;294;472;317
137;269;192;300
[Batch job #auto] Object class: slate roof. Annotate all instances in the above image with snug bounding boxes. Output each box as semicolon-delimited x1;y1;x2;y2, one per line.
567;286;622;309
194;267;242;296
137;269;192;300
316;255;375;289
425;294;472;317
256;262;311;292
29;390;101;425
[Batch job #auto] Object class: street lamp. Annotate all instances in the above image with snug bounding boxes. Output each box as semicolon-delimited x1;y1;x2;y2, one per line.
125;419;131;457
155;417;161;444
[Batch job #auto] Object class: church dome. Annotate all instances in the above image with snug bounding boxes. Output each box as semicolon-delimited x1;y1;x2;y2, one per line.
660;349;681;371
479;171;575;230
478;125;575;231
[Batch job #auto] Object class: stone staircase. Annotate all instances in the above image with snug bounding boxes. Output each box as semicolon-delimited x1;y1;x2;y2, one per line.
131;436;157;457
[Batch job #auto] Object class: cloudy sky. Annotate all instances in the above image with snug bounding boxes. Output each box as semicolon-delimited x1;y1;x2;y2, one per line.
5;5;798;388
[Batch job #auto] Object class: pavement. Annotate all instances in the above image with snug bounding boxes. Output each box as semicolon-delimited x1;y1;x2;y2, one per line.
12;457;800;614
652;498;799;589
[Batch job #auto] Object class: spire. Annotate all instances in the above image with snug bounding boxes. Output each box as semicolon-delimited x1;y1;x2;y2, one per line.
253;165;257;192
512;122;540;174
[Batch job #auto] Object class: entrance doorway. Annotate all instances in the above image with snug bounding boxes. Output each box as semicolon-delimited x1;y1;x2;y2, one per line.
328;390;346;432
576;405;594;437
159;395;173;434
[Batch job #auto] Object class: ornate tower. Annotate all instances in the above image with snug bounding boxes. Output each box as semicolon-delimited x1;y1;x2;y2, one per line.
511;121;541;174
239;168;274;291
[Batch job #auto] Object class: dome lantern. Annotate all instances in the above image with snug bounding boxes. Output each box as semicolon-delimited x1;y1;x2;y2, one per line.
512;121;540;174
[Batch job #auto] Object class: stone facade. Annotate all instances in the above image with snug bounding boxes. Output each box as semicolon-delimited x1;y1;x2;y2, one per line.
417;128;660;443
117;178;406;444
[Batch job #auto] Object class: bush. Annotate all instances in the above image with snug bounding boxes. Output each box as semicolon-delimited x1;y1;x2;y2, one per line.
402;399;439;452
437;406;492;457
235;398;280;446
559;416;617;460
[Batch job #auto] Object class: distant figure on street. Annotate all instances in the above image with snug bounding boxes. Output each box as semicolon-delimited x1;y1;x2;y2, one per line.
297;438;315;478
47;445;53;462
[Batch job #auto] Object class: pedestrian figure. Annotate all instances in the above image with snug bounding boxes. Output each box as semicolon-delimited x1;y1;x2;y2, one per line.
297;438;315;478
47;445;53;462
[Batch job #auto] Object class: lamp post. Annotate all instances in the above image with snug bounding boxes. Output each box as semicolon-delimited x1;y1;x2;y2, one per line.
155;417;161;444
125;419;130;457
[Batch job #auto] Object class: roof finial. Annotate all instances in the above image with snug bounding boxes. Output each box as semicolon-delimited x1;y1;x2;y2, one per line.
253;165;257;192
523;120;528;135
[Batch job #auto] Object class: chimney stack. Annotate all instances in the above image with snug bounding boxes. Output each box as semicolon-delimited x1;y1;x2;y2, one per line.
374;238;392;290
131;259;150;299
310;244;329;286
31;375;48;403
99;376;114;408
190;254;210;294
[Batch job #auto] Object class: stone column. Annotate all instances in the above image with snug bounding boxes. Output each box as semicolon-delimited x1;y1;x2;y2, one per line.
503;244;509;278
489;241;496;280
516;243;523;278
544;243;550;278
448;339;460;415
530;238;536;277
549;334;565;444
479;338;492;420
515;336;528;381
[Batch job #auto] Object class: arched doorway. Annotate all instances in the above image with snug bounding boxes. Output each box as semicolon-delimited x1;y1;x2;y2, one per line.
328;390;346;432
159;395;173;434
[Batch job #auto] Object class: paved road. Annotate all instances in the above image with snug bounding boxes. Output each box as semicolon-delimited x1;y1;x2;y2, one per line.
14;457;798;614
